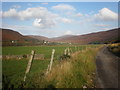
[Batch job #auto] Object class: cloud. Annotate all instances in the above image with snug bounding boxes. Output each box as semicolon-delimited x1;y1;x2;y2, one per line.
95;23;109;27
2;23;30;30
2;23;57;36
2;7;60;28
76;13;83;17
94;8;118;21
2;7;59;20
33;18;56;28
41;2;48;5
64;30;73;35
61;18;72;23
11;5;21;9
2;7;75;29
2;8;18;18
52;4;76;11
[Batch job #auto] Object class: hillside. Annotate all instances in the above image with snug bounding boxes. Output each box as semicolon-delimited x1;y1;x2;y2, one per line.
1;29;39;46
51;28;119;44
27;35;49;41
2;29;24;41
1;28;119;46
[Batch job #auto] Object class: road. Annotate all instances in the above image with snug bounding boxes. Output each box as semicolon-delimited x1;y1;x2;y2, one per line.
96;46;120;88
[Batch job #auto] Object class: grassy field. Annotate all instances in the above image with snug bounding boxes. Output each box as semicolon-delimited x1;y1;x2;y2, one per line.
2;45;87;59
2;45;101;88
3;60;50;88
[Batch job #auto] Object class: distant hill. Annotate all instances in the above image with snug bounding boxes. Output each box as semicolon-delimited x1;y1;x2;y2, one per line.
1;28;40;46
1;28;119;46
2;28;24;41
27;35;49;41
51;28;119;44
50;35;76;41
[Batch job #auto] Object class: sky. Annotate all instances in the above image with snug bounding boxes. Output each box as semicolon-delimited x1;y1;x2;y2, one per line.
1;2;118;38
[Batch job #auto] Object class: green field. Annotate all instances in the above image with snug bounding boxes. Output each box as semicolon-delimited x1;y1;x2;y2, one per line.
3;60;49;88
2;45;88;59
2;45;101;88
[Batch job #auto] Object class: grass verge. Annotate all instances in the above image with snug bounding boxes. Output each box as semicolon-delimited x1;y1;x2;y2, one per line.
108;43;120;57
26;46;100;88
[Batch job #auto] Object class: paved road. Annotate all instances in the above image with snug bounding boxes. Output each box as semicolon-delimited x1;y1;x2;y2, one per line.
96;47;120;88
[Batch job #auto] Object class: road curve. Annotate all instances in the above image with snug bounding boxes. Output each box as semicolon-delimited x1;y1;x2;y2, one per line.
96;46;120;88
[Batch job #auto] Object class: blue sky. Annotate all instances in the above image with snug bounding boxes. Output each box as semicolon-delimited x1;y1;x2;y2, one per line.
1;2;118;37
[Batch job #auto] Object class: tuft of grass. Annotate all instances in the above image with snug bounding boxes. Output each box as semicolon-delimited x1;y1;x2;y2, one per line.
108;43;120;57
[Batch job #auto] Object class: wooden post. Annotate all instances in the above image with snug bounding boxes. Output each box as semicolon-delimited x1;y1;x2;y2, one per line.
46;49;55;74
24;50;35;81
49;49;55;71
68;47;70;56
64;48;67;55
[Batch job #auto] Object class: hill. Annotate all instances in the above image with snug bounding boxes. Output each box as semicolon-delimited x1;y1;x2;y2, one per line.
1;28;119;46
27;35;49;41
51;28;119;44
2;28;24;41
1;28;40;46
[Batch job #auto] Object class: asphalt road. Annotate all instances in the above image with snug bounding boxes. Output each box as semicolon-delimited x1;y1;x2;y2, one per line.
96;47;120;88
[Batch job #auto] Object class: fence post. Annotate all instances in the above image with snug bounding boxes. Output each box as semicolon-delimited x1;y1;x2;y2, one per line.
68;47;70;56
64;48;67;55
49;49;55;71
46;49;55;74
24;50;35;81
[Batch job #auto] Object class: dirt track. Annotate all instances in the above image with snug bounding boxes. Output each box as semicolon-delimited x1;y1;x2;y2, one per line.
96;46;120;88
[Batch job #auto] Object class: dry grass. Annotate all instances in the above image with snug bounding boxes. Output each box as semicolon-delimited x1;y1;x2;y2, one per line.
108;43;120;57
42;46;101;88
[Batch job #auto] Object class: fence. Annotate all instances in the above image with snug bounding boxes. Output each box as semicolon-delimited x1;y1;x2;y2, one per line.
2;54;45;60
22;47;77;81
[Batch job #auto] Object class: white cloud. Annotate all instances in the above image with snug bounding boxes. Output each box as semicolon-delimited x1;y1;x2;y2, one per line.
94;8;118;21
2;7;60;28
61;18;72;23
76;13;83;17
41;2;48;5
2;23;57;36
52;4;76;11
3;8;18;18
2;7;59;20
64;30;73;35
33;18;42;27
12;5;21;9
95;23;109;27
2;7;75;29
33;18;55;28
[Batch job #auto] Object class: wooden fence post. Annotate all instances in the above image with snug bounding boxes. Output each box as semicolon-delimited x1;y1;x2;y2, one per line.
68;47;70;56
64;48;67;55
49;49;55;71
46;49;55;74
24;50;35;81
